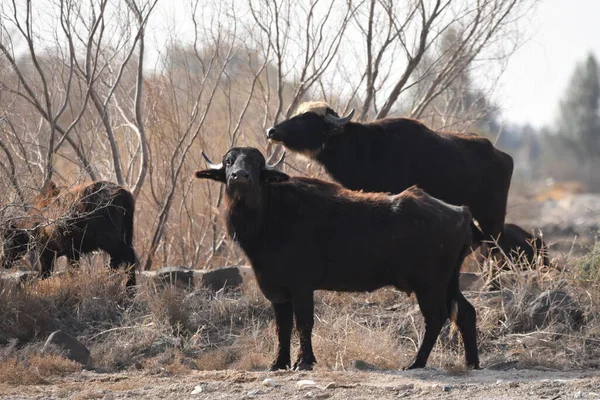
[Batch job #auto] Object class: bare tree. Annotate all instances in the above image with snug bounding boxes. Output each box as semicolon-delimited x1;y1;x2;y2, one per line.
0;0;156;191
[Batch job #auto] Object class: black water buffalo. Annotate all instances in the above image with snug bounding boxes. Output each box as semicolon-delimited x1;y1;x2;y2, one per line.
267;101;514;258
195;147;479;371
1;181;138;288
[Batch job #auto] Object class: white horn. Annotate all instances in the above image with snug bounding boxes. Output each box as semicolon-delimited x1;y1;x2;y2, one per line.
266;151;286;170
324;109;355;127
202;152;223;170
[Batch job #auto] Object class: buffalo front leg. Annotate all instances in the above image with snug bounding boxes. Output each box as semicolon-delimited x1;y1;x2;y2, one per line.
406;290;448;369
39;250;56;279
292;291;317;371
269;301;293;371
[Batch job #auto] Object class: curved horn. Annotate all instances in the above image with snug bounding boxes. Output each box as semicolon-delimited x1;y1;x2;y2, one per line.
266;151;286;170
201;152;223;170
324;108;355;127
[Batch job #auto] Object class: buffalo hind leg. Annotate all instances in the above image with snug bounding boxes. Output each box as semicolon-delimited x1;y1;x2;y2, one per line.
406;290;448;369
269;301;293;371
108;243;137;289
292;290;317;371
454;292;480;369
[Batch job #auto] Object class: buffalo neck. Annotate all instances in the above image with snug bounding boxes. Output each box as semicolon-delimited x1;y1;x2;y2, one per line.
225;186;269;251
317;123;398;192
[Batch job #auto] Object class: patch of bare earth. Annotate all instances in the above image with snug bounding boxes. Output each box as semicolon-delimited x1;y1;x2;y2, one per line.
1;368;600;399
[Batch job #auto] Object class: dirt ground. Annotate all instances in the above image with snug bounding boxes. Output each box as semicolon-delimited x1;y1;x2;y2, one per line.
2;367;600;400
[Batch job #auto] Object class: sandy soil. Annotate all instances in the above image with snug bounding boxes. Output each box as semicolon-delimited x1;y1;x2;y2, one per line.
2;367;600;400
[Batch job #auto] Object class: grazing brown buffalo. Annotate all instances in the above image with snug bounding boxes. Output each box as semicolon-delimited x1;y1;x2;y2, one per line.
267;101;514;260
195;147;479;371
1;181;138;288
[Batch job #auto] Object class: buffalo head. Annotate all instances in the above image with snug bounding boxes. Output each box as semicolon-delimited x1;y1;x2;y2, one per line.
195;147;288;207
266;102;354;157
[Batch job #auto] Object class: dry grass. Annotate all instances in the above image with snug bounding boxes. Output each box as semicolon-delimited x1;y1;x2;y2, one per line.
1;243;600;384
0;354;80;385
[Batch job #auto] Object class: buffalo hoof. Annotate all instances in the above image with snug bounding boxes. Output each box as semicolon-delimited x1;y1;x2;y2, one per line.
293;359;314;371
404;362;425;370
269;361;290;371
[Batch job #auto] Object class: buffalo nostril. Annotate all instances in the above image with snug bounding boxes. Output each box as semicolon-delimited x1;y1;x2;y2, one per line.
230;171;250;183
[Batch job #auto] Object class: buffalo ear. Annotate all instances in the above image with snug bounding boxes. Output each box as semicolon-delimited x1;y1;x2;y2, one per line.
261;169;289;183
195;169;226;182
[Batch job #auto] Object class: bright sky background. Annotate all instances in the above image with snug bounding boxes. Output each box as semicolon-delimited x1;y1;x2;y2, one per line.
496;0;600;129
7;0;594;131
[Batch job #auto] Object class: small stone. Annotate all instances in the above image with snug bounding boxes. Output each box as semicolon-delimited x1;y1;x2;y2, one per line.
574;391;583;399
442;385;452;392
496;379;503;385
324;382;337;389
508;382;519;388
297;380;316;389
190;385;203;395
247;389;261;396
262;378;279;387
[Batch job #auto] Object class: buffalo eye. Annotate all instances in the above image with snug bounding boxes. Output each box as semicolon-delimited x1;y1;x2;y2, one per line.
225;159;232;166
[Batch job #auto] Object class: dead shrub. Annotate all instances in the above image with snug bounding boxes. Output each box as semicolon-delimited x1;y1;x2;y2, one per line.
0;354;79;385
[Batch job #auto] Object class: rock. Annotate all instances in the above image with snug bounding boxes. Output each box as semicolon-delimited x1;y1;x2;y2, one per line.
247;389;261;396
442;385;452;392
43;330;91;368
297;380;316;389
528;290;584;329
201;266;243;291
190;385;203;395
146;266;251;291
154;266;196;288
459;272;483;291
349;359;378;371
262;378;279;387
323;382;337;389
